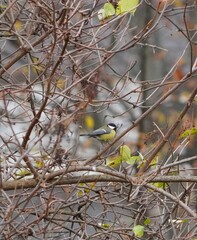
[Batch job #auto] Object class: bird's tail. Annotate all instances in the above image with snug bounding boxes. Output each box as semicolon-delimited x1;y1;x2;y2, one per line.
80;133;89;137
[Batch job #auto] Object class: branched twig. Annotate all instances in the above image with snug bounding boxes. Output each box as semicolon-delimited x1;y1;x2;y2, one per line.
137;83;197;176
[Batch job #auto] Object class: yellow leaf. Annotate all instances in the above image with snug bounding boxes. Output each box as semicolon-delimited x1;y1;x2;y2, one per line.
14;20;23;31
84;115;95;130
31;57;45;72
21;66;29;75
77;182;95;196
56;78;66;89
174;0;184;7
35;159;45;169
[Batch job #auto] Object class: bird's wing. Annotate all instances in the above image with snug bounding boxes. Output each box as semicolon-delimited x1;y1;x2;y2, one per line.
89;128;109;136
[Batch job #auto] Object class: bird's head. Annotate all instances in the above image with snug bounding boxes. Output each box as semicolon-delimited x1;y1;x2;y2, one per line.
107;123;117;132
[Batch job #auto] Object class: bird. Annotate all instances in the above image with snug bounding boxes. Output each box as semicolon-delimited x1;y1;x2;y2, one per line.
80;123;117;141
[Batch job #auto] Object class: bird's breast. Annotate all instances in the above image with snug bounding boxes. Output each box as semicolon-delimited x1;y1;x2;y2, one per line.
98;130;116;141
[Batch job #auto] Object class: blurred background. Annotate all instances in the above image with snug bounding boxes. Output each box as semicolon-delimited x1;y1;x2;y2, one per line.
0;0;197;239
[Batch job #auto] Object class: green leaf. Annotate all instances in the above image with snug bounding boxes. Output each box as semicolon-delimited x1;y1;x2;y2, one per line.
144;218;151;225
15;169;31;177
151;182;167;189
107;144;131;168
120;145;131;162
149;158;157;167
179;127;197;139
116;0;139;15
132;225;145;238
181;219;189;223
98;3;115;21
107;145;143;168
106;156;122;168
126;155;142;164
0;4;7;9
104;3;115;17
101;223;111;228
